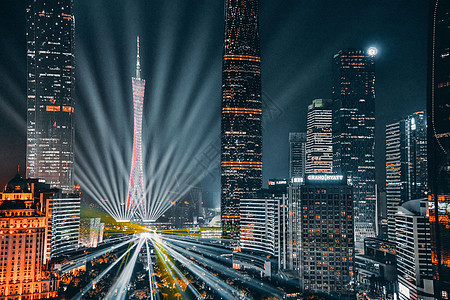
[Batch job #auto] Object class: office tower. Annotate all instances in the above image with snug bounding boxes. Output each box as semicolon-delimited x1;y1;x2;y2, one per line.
221;0;262;239
239;196;277;276
396;199;434;300
355;238;397;300
126;37;146;220
0;174;58;299
289;132;307;179
428;1;450;297
306;99;333;174
238;180;290;273
298;174;354;297
386;120;410;241
409;112;428;199
26;0;75;193
385;111;427;241
50;192;80;257
332;49;376;253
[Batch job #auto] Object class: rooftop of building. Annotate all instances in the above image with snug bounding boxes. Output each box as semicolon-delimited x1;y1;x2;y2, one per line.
4;172;30;193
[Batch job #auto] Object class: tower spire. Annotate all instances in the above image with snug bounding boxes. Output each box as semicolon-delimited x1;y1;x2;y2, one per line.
136;36;141;79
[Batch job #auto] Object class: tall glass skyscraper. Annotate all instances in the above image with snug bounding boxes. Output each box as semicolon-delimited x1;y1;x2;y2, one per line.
26;0;75;193
385;111;427;241
306;99;333;174
221;0;262;239
332;49;376;253
428;0;450;297
289;132;306;179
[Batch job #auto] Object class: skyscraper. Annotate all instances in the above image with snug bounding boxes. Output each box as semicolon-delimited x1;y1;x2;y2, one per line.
385;111;427;241
26;0;75;193
306;99;333;174
289;132;307;179
298;174;354;297
428;0;450;297
221;0;262;239
239;182;291;273
409;112;428;200
332;49;376;253
386;120;410;241
126;37;146;221
396;199;434;300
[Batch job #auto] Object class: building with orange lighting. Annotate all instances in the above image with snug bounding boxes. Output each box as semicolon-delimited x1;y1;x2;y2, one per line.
428;0;450;298
221;0;262;240
0;174;58;299
297;174;354;297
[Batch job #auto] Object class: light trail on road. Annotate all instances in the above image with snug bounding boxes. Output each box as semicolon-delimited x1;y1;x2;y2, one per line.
72;241;138;300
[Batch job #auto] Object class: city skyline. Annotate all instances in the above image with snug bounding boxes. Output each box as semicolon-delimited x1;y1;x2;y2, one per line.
0;0;446;299
0;1;429;208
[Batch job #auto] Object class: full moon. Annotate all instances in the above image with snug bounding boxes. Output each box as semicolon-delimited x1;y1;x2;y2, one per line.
368;47;378;56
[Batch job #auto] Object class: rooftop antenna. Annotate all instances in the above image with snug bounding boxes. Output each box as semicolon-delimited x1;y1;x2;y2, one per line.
136;36;141;79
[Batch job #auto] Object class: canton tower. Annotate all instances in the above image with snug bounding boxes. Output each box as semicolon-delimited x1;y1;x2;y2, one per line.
126;37;146;220
221;0;262;240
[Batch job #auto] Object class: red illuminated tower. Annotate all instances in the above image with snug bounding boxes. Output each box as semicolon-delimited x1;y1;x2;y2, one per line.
125;37;146;221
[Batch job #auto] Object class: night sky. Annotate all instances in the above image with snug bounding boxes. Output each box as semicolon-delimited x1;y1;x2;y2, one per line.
0;1;429;208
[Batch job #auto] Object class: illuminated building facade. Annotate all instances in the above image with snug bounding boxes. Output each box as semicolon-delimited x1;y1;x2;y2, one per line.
428;1;450;298
126;37;146;220
221;0;262;239
239;197;277;256
385;111;427;241
298;174;354;297
0;174;58;299
26;0;75;193
50;192;80;257
396;199;434;300
306;99;333;174
289;132;307;179
239;182;288;255
332;49;376;253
